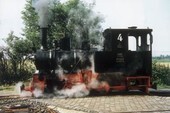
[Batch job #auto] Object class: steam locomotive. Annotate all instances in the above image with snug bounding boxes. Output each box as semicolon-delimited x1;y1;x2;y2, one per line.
22;27;153;95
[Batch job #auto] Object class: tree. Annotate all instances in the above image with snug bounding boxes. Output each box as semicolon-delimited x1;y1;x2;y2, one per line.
22;0;40;49
64;0;103;48
0;31;35;84
48;1;69;48
0;47;9;84
21;0;104;49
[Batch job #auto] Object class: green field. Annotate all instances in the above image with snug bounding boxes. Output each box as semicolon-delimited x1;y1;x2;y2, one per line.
157;62;170;67
153;57;170;67
0;85;14;91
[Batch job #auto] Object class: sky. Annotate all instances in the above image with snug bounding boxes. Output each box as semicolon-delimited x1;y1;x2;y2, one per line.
0;0;170;56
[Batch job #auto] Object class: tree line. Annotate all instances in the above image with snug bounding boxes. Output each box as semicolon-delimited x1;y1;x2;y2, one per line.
153;55;170;62
0;0;103;85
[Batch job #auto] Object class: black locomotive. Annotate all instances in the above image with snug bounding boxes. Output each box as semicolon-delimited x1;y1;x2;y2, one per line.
25;26;153;94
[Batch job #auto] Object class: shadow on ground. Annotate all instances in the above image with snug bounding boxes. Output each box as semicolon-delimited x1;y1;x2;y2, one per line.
89;89;170;97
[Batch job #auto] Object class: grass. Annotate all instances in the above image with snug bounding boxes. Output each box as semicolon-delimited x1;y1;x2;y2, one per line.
0;85;14;91
0;80;31;92
157;62;170;67
153;59;170;66
157;84;170;89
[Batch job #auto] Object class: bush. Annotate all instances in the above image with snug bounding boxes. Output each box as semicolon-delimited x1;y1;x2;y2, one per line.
0;61;35;85
0;47;35;85
152;61;170;86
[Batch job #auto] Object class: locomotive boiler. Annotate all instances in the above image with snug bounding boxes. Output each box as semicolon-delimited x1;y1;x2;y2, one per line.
22;26;153;95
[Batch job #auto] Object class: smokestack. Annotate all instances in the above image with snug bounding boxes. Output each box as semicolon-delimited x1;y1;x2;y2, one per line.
40;27;48;49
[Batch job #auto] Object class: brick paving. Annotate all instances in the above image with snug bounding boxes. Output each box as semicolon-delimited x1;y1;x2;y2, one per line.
1;90;170;113
32;95;170;113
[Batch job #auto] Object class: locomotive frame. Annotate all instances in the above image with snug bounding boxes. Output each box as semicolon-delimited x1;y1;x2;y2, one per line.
22;27;153;95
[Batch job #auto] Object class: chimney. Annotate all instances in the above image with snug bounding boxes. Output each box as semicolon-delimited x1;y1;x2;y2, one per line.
40;27;48;49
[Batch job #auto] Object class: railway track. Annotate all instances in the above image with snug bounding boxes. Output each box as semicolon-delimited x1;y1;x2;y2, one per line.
0;96;58;113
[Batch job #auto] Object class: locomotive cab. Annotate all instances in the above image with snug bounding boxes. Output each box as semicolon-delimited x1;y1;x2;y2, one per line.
95;27;153;74
94;27;153;93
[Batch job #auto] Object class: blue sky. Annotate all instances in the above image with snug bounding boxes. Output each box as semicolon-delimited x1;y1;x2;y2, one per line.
0;0;170;56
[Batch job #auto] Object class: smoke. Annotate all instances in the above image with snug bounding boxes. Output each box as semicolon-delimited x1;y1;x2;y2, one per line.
15;82;23;94
60;54;69;60
15;82;32;97
89;54;95;73
55;66;65;79
33;88;43;98
87;78;100;89
55;83;89;98
15;82;44;98
14;46;109;99
32;0;50;27
20;90;33;97
68;1;103;49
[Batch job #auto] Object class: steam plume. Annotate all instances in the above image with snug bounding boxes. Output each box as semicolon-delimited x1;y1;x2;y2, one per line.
15;82;32;97
55;83;89;98
32;0;50;27
33;88;43;97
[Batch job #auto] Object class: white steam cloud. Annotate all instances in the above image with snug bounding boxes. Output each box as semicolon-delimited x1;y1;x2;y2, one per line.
15;82;32;97
33;88;43;97
15;82;43;98
55;83;89;98
15;52;110;98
